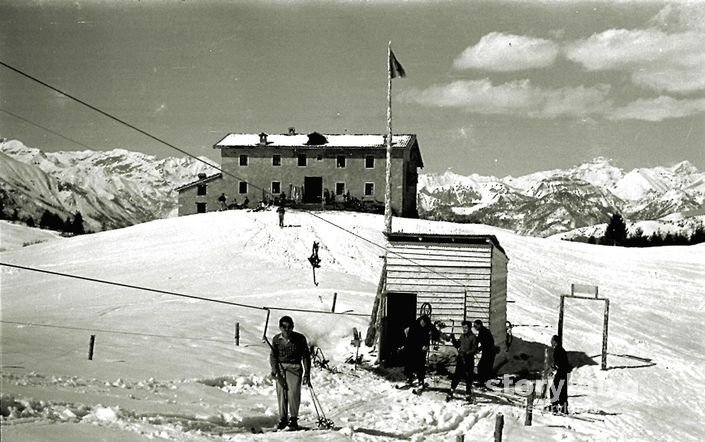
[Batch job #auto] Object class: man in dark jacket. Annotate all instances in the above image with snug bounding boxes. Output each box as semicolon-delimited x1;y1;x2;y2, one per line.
549;334;571;414
447;320;479;402
269;316;311;431
474;320;496;387
400;315;434;389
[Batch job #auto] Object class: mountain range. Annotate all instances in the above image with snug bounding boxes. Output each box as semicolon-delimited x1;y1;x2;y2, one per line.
0;139;217;231
1;139;703;237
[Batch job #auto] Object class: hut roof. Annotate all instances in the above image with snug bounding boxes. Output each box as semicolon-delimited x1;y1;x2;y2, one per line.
385;232;508;260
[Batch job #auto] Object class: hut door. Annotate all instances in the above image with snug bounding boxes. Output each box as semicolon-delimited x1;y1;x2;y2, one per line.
382;292;417;366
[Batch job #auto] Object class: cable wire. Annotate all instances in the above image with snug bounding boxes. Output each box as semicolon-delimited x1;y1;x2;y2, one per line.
0;262;369;317
0;108;95;151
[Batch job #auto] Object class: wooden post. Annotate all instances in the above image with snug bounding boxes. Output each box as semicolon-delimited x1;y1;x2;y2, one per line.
235;322;240;346
331;292;337;313
524;384;535;426
557;295;565;341
494;413;504;442
88;335;96;360
601;299;609;370
262;309;271;342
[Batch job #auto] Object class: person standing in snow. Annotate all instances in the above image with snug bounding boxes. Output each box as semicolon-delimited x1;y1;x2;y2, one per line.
218;193;227;211
400;315;435;390
269;316;311;431
446;320;478;402
474;320;496;387
549;334;571;414
277;205;286;228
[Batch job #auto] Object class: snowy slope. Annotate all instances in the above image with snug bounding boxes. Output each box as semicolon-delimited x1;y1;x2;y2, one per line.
1;211;704;441
0;221;63;252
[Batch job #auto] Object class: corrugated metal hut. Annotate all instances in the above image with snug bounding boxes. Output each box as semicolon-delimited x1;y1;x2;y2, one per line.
371;232;509;366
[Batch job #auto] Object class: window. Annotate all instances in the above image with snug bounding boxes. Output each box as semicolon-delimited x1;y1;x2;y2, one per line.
335;182;346;196
364;182;375;196
365;156;375;169
297;154;307;167
239;155;248;166
239;181;248;194
271;181;281;194
272;155;281;166
336;156;346;168
196;202;207;213
197;184;207;196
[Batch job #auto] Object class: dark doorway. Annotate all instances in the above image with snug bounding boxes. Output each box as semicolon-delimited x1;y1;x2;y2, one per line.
303;177;323;203
196;202;207;213
381;292;417;367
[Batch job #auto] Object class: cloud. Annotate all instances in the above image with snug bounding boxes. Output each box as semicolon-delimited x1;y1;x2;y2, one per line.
563;2;705;94
453;33;559;72
608;96;705;121
400;79;612;119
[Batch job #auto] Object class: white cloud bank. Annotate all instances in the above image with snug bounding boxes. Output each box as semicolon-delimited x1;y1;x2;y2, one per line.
564;28;705;93
608;96;705;122
400;79;612;119
453;33;559;72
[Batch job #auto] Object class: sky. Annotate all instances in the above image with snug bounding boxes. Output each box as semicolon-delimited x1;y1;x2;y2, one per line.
1;0;703;177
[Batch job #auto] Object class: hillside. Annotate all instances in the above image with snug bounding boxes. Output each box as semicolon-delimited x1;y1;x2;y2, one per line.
0;139;217;231
2;210;704;441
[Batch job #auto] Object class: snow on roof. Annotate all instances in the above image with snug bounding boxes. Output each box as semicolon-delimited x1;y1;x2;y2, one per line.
174;173;222;191
214;133;415;148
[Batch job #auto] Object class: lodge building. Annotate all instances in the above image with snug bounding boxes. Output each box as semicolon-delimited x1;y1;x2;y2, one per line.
176;129;424;217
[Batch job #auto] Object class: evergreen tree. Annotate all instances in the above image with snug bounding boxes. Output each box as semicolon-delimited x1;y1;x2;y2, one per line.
605;213;628;246
588;236;597;244
71;211;85;235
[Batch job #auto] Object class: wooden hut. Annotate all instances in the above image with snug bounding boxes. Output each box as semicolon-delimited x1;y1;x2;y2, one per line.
370;232;509;366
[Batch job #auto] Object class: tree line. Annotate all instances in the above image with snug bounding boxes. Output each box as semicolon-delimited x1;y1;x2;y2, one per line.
0;201;88;236
569;213;705;247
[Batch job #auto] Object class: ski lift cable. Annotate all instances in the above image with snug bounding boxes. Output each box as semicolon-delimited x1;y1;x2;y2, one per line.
0;61;485;309
0;262;369;317
0;108;96;151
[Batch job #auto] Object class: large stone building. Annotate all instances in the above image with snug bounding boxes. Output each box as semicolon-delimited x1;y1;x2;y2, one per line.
176;130;423;217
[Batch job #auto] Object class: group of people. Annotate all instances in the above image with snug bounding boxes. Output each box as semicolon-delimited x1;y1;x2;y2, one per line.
398;316;497;403
267;314;571;432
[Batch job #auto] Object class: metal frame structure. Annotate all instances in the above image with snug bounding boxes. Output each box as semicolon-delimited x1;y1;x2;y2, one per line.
557;284;610;370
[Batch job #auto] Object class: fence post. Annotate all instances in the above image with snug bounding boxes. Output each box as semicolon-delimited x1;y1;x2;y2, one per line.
88;335;96;360
494;413;504;442
602;299;610;370
540;348;549;398
235;322;240;346
262;309;271;342
524;383;535;426
557;295;565;341
331;292;337;313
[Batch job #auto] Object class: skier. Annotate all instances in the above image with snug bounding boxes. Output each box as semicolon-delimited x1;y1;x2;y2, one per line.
269;316;311;431
399;315;434;391
218;193;227;211
474;320;496;387
446;320;478;403
549;334;571;414
277;205;286;228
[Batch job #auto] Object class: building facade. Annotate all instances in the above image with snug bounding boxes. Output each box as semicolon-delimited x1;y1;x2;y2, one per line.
176;131;423;217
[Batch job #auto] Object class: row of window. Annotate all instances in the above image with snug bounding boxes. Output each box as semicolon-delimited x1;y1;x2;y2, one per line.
198;182;375;196
239;154;376;169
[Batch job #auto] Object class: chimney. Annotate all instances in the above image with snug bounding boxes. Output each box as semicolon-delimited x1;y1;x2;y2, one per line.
259;132;268;145
288;127;296;135
198;172;207;180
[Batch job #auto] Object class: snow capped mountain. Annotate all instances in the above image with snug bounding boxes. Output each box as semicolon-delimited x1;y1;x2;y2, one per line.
0;139;217;231
419;157;705;237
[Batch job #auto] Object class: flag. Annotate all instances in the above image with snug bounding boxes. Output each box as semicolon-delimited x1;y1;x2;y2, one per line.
389;49;406;79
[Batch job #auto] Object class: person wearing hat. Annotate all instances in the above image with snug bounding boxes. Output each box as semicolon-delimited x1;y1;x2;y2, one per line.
269;316;311;431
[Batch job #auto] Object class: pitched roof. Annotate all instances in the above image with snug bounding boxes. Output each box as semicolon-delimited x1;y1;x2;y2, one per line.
175;173;222;191
214;133;416;149
385;232;508;260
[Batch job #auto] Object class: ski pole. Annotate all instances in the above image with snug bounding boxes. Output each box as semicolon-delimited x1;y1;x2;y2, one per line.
308;383;334;429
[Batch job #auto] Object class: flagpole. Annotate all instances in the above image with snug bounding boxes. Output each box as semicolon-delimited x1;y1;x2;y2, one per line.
384;41;393;234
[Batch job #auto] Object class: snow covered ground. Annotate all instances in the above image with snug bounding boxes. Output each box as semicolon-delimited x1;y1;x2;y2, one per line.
0;221;63;252
1;210;704;441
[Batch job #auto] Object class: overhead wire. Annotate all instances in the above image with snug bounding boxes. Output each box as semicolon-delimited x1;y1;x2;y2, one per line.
0;60;488;309
0;108;95;151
